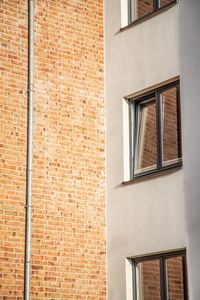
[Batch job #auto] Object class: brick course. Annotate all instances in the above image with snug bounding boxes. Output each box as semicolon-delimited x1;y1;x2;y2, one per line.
0;0;105;299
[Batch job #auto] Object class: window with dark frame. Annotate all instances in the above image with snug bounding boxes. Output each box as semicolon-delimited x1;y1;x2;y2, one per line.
129;80;182;179
131;250;188;300
128;0;177;24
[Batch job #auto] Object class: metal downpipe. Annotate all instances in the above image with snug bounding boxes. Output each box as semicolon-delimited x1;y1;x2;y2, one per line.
25;0;34;299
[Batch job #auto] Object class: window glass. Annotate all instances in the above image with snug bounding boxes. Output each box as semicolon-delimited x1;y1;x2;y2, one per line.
166;256;185;300
128;0;176;24
129;81;181;179
136;0;154;19
161;87;180;166
132;251;187;300
135;99;157;174
136;259;161;300
160;0;175;8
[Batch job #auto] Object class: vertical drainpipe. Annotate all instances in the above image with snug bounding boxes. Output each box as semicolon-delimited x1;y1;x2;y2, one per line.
25;0;34;299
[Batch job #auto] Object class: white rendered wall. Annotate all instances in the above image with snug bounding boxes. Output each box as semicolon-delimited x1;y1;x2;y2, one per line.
179;1;200;299
105;0;200;299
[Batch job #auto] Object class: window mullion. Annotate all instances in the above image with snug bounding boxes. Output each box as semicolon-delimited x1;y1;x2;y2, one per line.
128;0;132;24
154;0;160;11
182;254;189;300
129;102;135;178
156;92;162;170
128;0;136;23
132;261;137;300
160;257;167;300
177;85;182;159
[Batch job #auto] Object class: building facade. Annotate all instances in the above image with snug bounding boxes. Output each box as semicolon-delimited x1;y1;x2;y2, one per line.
0;0;105;299
105;0;200;299
2;0;200;299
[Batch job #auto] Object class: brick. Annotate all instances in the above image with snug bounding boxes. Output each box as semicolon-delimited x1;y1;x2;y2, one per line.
0;0;105;299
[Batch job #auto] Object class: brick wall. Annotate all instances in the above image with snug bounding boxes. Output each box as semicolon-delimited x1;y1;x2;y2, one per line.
0;1;27;298
0;0;105;299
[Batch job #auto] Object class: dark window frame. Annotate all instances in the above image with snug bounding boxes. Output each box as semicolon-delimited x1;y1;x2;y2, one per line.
131;249;188;300
129;80;182;180
127;0;178;27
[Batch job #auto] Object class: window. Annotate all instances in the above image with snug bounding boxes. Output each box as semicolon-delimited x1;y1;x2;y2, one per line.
130;250;188;300
128;0;177;24
129;80;181;179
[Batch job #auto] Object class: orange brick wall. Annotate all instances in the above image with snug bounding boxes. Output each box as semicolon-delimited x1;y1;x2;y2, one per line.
0;0;105;299
0;1;28;298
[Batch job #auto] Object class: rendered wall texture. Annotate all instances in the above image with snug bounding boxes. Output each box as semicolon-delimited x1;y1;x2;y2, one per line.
0;0;105;299
105;0;187;298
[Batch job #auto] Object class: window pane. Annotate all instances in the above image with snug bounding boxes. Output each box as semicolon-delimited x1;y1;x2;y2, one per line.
166;256;185;300
135;100;157;174
136;0;154;19
129;0;175;23
160;0;175;8
136;260;161;300
161;87;180;165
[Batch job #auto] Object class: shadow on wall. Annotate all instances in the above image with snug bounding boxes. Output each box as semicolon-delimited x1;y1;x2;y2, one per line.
179;0;200;298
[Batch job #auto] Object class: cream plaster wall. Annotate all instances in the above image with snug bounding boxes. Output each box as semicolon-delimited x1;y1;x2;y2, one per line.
104;0;199;298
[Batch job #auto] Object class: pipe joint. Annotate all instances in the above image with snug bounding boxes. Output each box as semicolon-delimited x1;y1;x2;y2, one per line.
25;205;32;208
26;86;35;93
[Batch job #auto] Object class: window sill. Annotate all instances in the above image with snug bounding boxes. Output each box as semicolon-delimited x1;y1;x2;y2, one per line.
122;163;182;185
120;0;178;32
